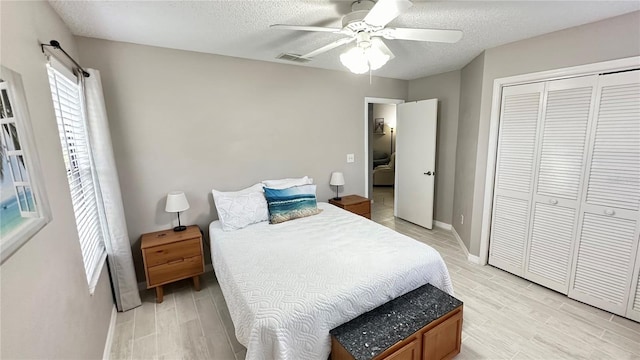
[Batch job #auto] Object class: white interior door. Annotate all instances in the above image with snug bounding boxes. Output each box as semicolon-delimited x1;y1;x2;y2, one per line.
568;70;640;316
628;249;640;321
489;83;545;277
395;99;437;229
524;75;597;294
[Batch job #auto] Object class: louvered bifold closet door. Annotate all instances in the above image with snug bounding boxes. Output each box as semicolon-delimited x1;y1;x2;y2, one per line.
569;70;640;317
524;76;597;294
489;83;544;276
626;242;640;321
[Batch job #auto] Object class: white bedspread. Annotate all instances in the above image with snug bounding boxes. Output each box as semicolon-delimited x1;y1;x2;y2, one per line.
209;202;453;360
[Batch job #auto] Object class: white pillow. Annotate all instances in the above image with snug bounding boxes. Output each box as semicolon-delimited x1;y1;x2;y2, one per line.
212;184;269;231
261;176;313;189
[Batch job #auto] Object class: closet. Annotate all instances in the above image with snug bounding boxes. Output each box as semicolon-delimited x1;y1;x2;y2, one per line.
489;69;640;321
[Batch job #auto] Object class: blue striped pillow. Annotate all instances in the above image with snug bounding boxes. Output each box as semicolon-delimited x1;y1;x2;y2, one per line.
263;184;322;224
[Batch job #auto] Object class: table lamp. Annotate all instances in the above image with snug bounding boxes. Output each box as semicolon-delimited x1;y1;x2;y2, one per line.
165;191;189;231
330;172;345;201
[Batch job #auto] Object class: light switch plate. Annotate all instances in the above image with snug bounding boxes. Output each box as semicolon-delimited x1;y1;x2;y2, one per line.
347;154;355;163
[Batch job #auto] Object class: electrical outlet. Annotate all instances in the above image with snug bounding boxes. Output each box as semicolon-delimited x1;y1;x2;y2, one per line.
347;154;355;163
460;214;464;225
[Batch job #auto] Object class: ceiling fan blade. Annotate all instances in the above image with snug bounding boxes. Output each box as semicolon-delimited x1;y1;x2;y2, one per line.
372;38;395;60
381;28;463;43
301;37;356;59
270;24;342;33
363;0;413;28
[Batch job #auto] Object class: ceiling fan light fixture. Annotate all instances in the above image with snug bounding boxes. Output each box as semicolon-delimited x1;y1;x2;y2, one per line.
340;37;392;74
367;38;392;70
366;48;389;71
340;46;369;74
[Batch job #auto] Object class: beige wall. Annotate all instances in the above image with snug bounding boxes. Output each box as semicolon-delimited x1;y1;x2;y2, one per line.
407;70;461;225
371;103;395;156
75;37;408;281
450;55;484;249
0;1;113;359
463;11;640;255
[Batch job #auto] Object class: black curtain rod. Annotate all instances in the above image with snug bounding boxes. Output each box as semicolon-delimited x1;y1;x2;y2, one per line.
41;40;90;77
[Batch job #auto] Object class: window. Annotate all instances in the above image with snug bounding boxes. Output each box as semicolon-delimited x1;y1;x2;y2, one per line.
0;82;37;231
0;66;50;263
47;60;106;291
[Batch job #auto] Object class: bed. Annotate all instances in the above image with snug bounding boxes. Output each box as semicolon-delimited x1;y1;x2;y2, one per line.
209;202;453;360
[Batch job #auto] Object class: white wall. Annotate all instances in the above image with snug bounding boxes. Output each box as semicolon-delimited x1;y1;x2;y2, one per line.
451;54;484;250
75;36;408;281
0;1;113;358
462;11;640;256
371;103;396;156
408;70;461;225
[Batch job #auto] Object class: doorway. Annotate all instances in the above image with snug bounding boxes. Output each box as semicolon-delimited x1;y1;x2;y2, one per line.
364;97;439;230
364;97;403;220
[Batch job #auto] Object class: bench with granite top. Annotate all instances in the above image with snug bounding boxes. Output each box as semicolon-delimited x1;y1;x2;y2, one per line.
330;283;463;360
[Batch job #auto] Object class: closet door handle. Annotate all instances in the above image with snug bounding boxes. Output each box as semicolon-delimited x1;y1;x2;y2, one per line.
549;199;558;205
604;209;615;216
424;171;432;176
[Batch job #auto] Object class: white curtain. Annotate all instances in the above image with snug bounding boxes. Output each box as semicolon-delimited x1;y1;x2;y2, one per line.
81;69;141;311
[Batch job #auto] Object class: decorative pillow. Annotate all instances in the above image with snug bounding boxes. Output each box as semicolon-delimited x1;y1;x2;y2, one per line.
212;183;269;231
263;184;322;224
261;176;313;189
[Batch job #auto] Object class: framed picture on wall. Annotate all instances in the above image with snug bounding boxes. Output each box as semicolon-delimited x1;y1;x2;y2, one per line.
374;117;384;134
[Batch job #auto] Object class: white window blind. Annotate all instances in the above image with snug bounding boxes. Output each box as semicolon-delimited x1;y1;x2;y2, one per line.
47;61;106;291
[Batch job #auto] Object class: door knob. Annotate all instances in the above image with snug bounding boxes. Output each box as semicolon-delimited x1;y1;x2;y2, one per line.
549;199;558;205
604;209;615;216
424;171;432;176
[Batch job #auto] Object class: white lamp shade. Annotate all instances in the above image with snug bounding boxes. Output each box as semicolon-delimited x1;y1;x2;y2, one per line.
340;47;369;74
165;191;190;213
330;172;345;186
340;37;393;74
365;39;391;71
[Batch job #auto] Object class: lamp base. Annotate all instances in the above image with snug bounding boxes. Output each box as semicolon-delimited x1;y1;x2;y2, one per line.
173;225;187;232
333;196;342;201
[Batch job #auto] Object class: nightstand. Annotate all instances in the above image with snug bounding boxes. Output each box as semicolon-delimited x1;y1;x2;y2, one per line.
141;225;204;303
329;195;371;219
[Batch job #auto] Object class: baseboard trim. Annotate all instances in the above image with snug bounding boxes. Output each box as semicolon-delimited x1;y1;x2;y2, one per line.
451;226;477;262
103;305;117;360
451;226;480;264
467;254;481;264
137;264;214;291
451;226;469;259
434;221;452;231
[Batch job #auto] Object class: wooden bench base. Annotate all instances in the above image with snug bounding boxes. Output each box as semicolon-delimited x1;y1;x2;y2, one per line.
331;306;463;360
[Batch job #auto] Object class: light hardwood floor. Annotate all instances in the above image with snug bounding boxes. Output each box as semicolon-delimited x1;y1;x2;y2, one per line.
111;188;640;359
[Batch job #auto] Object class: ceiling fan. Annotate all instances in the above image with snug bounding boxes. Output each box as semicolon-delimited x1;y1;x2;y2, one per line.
270;0;463;74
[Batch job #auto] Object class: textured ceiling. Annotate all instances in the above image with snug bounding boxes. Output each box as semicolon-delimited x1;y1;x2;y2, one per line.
49;1;640;80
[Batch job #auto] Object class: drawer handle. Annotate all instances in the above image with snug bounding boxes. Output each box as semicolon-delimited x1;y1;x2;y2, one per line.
549;199;558;205
168;258;184;265
604;209;615;216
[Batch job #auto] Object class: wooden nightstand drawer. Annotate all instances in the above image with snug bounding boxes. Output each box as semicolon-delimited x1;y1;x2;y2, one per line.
345;202;370;216
144;238;201;267
141;225;204;302
148;255;204;286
